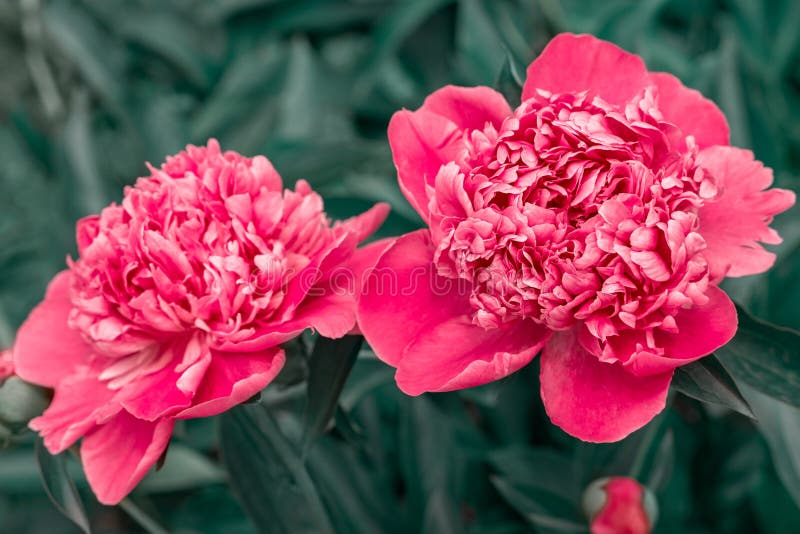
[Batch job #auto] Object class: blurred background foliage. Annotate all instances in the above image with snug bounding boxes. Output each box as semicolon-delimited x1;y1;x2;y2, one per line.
0;0;799;532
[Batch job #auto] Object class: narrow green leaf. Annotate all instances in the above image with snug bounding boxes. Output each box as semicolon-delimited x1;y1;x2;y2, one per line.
740;384;800;508
491;476;587;532
62;89;109;215
672;355;754;417
42;0;126;110
716;305;800;408
35;440;91;534
138;444;224;493
302;335;363;454
219;403;333;534
356;0;455;96
421;487;461;534
489;446;581;502
645;429;675;492
494;53;524;108
305;437;393;533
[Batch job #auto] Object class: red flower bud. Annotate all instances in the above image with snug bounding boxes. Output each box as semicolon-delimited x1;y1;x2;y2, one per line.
582;477;657;534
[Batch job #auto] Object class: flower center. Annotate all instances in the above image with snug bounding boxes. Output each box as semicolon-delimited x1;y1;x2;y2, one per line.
429;88;719;346
67;143;335;367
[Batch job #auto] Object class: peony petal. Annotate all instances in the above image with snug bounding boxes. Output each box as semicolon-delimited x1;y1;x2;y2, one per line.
337;202;391;242
540;329;673;442
290;290;357;339
623;286;737;376
388;109;462;222
523;33;649;105
120;350;212;421
357;230;472;367
14;271;91;387
697;146;796;280
177;347;285;419
388;86;510;222
395;318;549;395
214;324;304;353
347;238;397;335
80;412;174;505
29;371;119;454
422;85;512;133
650;72;729;148
357;230;549;393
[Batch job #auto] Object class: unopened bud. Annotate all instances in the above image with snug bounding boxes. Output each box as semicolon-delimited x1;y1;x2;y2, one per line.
582;477;657;534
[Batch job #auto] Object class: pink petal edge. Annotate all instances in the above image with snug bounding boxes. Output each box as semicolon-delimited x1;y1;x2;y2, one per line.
523;33;649;105
698;146;796;280
13;271;90;387
540;329;673;443
80;412;174;505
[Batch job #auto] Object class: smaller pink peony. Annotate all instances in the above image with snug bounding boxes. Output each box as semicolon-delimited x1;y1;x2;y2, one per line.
357;33;795;442
13;139;388;504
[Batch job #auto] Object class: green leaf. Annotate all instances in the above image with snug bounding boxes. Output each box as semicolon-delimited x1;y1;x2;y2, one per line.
356;0;455;97
645;429;675;493
113;9;215;89
35;440;91;534
491;476;587;533
494;53;524;108
339;354;395;411
61;89;111;215
716;305;800;408
672;355;754;417
219;403;333;534
302;335;363;454
138;444;225;493
489;446;581;502
305;436;393;533
42;0;126;110
740;384;800;508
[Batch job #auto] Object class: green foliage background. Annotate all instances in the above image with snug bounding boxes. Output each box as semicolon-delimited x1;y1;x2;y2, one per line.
1;0;799;532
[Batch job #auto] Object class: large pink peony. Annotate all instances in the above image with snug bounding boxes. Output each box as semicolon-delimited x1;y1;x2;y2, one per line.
357;34;795;442
13;139;388;504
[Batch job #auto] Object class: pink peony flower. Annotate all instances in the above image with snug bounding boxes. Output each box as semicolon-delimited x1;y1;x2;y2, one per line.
13;139;388;504
357;33;795;442
583;477;655;534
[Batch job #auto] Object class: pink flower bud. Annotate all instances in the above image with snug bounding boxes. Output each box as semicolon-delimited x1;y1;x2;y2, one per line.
582;477;657;534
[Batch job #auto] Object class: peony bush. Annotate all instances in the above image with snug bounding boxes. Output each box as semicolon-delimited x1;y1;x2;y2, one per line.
1;7;800;533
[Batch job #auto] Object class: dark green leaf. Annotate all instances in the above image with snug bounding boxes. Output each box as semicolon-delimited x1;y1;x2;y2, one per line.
356;0;455;96
672;355;754;417
219;403;333;534
43;0;126;110
491;476;587;533
138;444;224;493
740;384;800;507
35;440;91;534
306;436;393;533
489;446;581;502
645;429;675;492
716;305;800;408
339;355;395;411
302;335;363;454
494;53;524;108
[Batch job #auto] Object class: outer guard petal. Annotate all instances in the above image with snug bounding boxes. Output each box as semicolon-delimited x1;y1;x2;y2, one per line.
540;330;672;443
